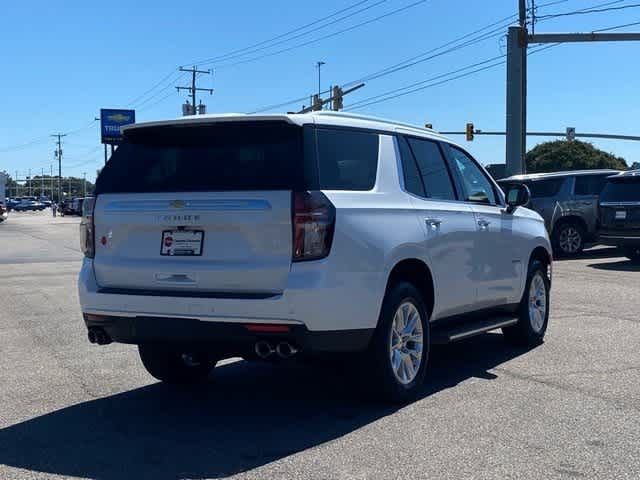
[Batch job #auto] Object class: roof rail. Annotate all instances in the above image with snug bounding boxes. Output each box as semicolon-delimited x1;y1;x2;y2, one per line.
313;111;437;133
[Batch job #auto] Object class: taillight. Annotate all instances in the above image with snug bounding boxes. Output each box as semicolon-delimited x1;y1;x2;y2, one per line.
292;191;336;262
79;197;95;258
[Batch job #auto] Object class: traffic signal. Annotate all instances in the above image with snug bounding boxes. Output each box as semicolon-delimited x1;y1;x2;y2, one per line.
332;86;344;111
566;127;576;142
465;122;474;141
312;94;323;112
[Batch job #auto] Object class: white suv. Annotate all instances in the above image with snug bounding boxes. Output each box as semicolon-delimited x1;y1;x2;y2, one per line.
78;112;552;402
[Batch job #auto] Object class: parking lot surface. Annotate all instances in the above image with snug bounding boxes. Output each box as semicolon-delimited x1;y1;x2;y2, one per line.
0;211;639;479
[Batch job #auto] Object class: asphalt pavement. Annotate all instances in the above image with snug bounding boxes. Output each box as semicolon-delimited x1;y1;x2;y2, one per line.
0;210;639;479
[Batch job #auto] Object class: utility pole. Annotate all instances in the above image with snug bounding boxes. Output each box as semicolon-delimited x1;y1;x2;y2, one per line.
51;133;66;203
505;25;527;176
505;0;640;176
176;66;213;115
83;172;87;197
50;165;54;199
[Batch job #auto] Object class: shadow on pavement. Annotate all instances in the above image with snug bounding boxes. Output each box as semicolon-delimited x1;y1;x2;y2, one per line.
0;333;534;480
588;259;640;272
554;247;620;262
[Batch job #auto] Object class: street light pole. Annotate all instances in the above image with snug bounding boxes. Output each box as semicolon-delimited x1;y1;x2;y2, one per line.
316;61;326;99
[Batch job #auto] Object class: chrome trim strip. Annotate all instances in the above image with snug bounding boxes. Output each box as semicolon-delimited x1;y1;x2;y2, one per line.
600;202;640;207
104;199;271;213
599;235;640;240
81;308;302;325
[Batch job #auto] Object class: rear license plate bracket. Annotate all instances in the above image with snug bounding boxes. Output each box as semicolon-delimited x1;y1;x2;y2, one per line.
161;230;204;256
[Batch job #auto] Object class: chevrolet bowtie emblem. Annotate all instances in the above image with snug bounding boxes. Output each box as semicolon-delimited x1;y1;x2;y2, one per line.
170;200;186;209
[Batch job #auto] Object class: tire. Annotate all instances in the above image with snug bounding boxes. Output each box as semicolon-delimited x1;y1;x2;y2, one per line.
503;260;550;346
365;282;430;403
624;247;640;263
138;344;215;384
552;222;585;257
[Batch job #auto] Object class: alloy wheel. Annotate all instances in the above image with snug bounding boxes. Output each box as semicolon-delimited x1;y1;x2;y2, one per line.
528;272;547;333
559;226;581;254
389;301;424;385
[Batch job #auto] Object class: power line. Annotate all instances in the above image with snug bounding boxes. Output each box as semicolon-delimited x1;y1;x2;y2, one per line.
134;72;189;109
189;0;388;67
126;69;180;107
247;0;576;114
211;0;429;69
138;90;178;113
0;119;97;153
344;23;510;87
538;2;640;20
183;0;377;66
345;16;640;112
345;44;560;111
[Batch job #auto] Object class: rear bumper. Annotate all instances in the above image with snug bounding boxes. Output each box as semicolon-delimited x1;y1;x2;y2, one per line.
78;257;383;351
83;313;373;354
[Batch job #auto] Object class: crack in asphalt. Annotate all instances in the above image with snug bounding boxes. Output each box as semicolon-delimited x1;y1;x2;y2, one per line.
493;367;640;413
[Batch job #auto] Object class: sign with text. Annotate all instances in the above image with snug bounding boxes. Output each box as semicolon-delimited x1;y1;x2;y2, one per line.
100;109;135;145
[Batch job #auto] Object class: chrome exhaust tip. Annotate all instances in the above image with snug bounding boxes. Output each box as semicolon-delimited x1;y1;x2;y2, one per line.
255;340;275;359
275;342;298;359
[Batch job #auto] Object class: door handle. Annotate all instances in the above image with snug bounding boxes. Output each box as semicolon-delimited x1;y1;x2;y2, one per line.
425;218;442;228
477;219;491;229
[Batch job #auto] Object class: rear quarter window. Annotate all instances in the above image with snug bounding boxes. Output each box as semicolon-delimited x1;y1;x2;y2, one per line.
574;175;609;196
315;128;379;190
526;178;565;198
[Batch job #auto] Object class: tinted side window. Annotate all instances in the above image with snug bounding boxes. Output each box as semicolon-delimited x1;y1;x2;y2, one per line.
449;147;497;205
574;175;609;196
397;136;425;197
526;178;565;198
316;129;379;190
406;138;456;201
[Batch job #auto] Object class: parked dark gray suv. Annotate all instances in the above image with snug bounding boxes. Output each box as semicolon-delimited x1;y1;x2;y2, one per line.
499;169;622;256
598;170;640;262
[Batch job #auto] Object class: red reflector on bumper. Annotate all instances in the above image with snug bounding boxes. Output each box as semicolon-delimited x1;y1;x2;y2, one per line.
83;313;113;322
244;324;291;333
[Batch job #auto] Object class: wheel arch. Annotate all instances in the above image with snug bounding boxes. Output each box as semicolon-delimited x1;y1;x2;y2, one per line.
552;214;588;235
383;258;435;320
528;244;553;286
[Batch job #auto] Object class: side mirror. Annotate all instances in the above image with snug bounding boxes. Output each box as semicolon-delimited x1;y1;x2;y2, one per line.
505;184;530;213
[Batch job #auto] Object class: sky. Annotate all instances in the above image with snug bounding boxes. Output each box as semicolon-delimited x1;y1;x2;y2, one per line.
1;0;639;183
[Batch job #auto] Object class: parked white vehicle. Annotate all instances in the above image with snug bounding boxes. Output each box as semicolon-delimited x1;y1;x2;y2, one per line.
78;112;552;402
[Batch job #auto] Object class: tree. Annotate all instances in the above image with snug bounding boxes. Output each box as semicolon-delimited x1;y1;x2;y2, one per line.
630;162;640;171
526;140;627;173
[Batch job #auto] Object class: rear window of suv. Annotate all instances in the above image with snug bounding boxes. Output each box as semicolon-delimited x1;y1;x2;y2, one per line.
96;122;307;194
96;122;380;194
600;178;640;202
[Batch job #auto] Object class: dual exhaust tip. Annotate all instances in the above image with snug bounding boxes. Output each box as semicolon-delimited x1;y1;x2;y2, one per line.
87;327;112;345
255;340;298;359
